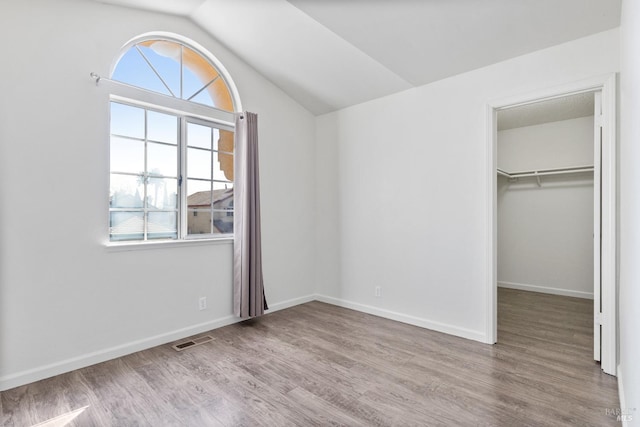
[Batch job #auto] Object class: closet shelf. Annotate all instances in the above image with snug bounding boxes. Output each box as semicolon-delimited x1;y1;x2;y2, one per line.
497;165;594;178
497;165;594;186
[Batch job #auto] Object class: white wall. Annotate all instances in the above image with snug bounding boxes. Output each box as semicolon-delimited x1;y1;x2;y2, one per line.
498;116;594;171
0;0;317;390
315;29;619;343
497;117;595;298
315;114;342;298
619;0;640;422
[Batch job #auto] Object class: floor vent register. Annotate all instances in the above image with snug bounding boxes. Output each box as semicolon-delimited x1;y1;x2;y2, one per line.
172;335;214;351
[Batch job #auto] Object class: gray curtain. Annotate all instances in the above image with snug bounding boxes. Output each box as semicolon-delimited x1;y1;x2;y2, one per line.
233;112;268;318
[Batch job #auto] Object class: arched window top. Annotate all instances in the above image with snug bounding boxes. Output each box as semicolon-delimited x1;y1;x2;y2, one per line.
111;34;241;113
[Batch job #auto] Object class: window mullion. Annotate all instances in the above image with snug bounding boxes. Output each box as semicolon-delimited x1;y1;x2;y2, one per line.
179;117;188;239
210;128;215;234
134;45;176;98
143;109;149;241
187;76;220;102
180;45;183;100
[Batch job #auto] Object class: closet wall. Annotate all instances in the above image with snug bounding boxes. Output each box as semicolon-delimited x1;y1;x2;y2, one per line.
497;116;595;299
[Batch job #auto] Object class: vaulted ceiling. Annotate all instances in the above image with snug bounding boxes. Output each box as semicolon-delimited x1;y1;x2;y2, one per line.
95;0;621;115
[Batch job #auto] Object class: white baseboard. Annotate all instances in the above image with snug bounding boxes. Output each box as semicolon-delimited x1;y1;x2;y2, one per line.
498;281;593;299
0;315;237;392
265;294;316;313
616;364;633;427
0;293;316;392
314;294;486;343
0;293;489;391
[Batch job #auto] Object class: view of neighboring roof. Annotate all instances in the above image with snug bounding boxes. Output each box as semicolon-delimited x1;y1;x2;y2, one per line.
187;188;233;208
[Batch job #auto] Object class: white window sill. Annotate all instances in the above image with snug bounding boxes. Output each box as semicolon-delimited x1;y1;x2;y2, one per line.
105;237;233;252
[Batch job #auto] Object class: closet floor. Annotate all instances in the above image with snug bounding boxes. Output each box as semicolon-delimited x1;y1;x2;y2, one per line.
1;289;619;426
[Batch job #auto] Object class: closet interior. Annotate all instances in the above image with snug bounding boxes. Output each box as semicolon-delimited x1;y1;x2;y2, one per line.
497;92;596;300
496;91;599;360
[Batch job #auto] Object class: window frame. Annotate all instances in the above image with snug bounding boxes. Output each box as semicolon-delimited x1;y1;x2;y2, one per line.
108;96;235;244
181;115;235;240
105;33;241;248
109;101;180;242
110;32;243;113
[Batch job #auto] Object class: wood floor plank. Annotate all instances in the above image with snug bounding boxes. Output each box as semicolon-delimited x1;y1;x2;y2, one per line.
0;288;620;426
1;385;39;426
79;358;185;426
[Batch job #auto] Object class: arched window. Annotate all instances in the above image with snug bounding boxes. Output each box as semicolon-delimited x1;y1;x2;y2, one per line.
112;39;236;111
108;34;241;242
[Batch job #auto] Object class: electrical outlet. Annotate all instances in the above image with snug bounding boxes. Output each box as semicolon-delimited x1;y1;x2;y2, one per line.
374;286;382;297
198;296;207;310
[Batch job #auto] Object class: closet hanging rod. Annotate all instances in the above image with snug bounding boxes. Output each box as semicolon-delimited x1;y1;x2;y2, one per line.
497;165;594;179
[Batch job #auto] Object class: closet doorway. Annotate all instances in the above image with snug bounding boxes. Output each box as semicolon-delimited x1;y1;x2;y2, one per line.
485;74;617;376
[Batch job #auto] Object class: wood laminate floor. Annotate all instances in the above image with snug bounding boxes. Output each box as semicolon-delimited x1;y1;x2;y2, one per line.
1;289;619;426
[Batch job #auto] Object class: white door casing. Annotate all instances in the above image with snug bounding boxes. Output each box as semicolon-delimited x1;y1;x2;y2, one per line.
593;90;602;362
485;73;617;376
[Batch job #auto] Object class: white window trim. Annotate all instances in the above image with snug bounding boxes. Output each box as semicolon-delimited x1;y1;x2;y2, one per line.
107;81;236;127
106;236;232;252
104;33;243;248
